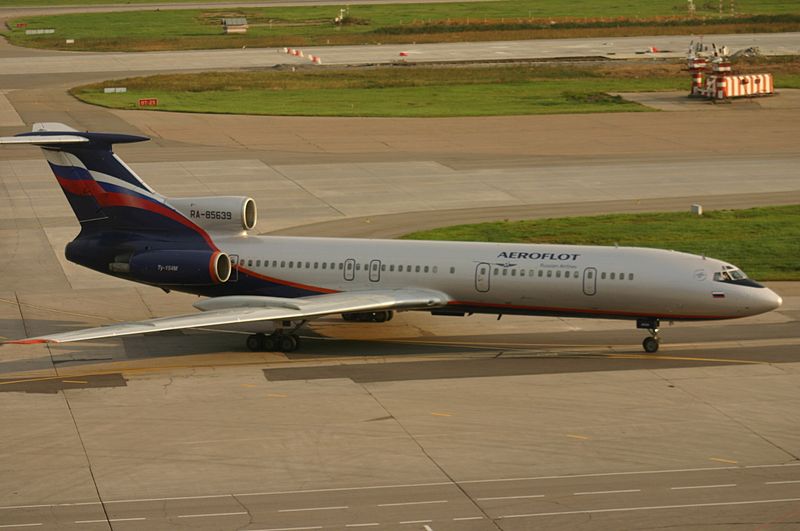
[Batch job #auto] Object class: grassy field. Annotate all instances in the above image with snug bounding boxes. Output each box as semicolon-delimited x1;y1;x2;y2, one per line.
70;59;800;117
402;206;800;281
5;1;800;52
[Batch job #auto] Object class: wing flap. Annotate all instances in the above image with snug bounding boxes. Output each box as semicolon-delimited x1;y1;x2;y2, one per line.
5;289;449;345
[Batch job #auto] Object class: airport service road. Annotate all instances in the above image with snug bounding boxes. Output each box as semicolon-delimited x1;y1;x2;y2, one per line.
0;32;799;81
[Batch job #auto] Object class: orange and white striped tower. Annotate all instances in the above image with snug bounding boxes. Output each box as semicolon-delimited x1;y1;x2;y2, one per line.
711;59;732;100
687;56;708;96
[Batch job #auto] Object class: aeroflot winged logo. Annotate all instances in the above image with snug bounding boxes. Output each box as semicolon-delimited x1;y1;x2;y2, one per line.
497;251;581;261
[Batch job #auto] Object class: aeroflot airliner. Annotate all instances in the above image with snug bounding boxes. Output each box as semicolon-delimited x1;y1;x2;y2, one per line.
0;124;783;353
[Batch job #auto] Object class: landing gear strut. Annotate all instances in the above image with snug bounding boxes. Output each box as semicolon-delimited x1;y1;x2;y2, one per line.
637;318;661;353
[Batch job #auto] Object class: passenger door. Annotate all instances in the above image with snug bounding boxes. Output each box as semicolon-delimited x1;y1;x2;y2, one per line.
344;258;356;281
369;260;381;282
583;267;597;296
475;262;490;293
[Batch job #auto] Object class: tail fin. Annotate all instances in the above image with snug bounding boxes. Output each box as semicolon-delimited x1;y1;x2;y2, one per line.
1;123;208;245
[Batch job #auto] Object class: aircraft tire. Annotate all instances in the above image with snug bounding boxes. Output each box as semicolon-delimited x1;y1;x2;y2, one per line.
262;335;278;352
642;337;660;353
278;334;299;353
246;333;265;352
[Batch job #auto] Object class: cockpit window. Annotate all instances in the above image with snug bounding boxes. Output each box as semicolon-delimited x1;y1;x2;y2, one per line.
714;267;747;282
713;267;763;287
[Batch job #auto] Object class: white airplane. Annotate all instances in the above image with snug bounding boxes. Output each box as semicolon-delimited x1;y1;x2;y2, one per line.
0;123;782;353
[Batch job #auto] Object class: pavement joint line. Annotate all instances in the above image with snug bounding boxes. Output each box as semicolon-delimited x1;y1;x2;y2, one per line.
177;511;248;518
498;497;800;519
574;489;641;495
278;506;348;512
378;500;447;507
670;484;737;490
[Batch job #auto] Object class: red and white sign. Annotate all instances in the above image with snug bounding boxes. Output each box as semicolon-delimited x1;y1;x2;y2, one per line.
724;74;774;97
138;98;158;107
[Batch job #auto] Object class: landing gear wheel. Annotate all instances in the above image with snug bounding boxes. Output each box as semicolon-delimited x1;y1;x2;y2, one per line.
277;334;299;353
262;334;277;352
246;333;265;352
642;336;660;353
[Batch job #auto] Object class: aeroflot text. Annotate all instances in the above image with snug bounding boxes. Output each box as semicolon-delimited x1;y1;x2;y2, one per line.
497;252;581;260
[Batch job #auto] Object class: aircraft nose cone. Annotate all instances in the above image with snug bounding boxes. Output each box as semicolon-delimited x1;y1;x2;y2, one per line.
769;290;783;310
760;288;783;313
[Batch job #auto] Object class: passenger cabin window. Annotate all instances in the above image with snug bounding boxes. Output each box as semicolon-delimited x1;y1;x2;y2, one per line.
629;273;634;280
415;265;421;273
538;270;544;277
601;272;606;279
433;266;438;274
450;267;455;274
587;270;593;279
546;270;552;278
610;273;615;280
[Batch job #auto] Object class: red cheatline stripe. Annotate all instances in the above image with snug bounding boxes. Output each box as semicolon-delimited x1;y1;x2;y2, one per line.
4;339;53;344
236;266;338;294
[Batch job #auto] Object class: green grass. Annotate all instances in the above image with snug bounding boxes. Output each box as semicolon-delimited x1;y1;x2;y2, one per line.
71;65;690;117
6;1;800;51
69;58;800;117
402;206;800;280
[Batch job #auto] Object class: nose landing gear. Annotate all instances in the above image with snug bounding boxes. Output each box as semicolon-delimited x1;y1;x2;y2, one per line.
637;317;661;353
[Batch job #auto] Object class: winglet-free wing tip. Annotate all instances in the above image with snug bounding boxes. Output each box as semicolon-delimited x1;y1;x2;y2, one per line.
3;338;57;345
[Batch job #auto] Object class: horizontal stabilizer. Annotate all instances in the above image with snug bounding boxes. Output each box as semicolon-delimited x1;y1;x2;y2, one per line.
0;135;89;146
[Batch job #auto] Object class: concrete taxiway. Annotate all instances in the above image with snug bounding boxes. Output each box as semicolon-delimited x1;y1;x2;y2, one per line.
0;28;799;531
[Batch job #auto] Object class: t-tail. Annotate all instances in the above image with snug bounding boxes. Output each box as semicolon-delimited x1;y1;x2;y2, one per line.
0;123;258;288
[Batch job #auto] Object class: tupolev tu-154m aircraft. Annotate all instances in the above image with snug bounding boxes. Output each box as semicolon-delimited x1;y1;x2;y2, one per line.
0;124;783;353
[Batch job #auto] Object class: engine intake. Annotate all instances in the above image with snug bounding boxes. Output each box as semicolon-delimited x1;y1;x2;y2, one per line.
169;196;257;232
121;250;231;285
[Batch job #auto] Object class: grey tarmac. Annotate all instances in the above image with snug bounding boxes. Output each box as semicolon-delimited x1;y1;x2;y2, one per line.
0;27;799;531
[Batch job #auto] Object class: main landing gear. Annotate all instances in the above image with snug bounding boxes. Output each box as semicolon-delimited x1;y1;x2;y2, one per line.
246;331;300;353
637;317;661;353
341;311;394;323
246;321;306;352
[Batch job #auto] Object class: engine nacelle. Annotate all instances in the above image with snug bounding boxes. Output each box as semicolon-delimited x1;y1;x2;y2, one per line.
122;250;231;285
169;196;257;232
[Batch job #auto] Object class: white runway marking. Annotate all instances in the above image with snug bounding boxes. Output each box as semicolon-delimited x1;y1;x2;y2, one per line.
670;484;736;490
279;506;348;512
499;497;800;519
453;516;483;521
247;527;322;531
345;524;380;528
378;500;448;507
766;480;800;485
0;525;42;529
2;462;798;513
574;489;641;495
75;518;146;523
476;494;545;501
177;511;248;518
399;520;432;524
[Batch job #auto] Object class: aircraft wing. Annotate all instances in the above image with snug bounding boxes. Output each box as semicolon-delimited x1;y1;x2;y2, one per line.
5;289;449;345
